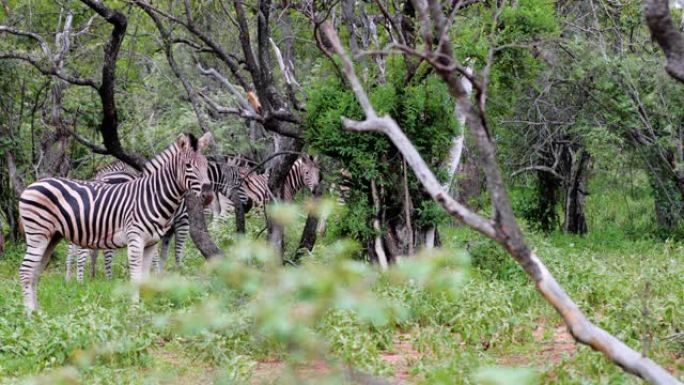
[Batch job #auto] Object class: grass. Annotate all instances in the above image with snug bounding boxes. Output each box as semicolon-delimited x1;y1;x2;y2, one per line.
0;184;682;385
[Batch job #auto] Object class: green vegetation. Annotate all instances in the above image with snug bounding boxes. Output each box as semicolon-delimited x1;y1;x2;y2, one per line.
305;57;456;243
1;179;682;384
1;0;683;383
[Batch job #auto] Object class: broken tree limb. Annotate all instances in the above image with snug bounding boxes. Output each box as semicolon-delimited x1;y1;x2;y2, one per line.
321;21;681;385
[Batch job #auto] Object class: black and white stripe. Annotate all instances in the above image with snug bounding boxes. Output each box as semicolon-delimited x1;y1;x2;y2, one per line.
241;156;320;205
159;156;320;269
18;133;213;311
65;162;139;282
157;161;250;270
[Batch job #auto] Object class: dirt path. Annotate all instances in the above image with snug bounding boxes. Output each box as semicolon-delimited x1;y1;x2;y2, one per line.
251;333;423;384
497;323;576;369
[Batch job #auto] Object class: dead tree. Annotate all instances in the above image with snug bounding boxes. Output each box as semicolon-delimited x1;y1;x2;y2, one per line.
320;2;680;382
1;1;223;259
134;0;314;258
0;12;84;178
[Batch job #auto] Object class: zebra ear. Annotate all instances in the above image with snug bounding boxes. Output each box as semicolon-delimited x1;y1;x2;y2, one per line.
197;132;213;152
176;133;190;151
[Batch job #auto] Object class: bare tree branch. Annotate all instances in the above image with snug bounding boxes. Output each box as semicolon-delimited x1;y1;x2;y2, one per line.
371;0;406;45
0;25;99;88
139;1;212;135
73;15;98;37
0;25;52;57
270;37;301;91
63;125;109;155
0;52;99;88
133;0;251;90
197;63;256;114
1;0;10;17
199;91;264;121
80;0;147;170
321;21;682;385
511;165;566;181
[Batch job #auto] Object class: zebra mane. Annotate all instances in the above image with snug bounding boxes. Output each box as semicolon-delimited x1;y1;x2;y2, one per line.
94;161;138;179
187;133;198;150
141;139;182;175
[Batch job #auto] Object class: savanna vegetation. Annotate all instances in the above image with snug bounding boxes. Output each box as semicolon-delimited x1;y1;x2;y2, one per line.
0;0;683;384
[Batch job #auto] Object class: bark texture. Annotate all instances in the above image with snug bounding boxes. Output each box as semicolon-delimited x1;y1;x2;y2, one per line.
563;151;591;234
644;0;684;83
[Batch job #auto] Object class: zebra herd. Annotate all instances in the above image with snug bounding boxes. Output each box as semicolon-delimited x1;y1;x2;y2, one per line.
17;133;320;312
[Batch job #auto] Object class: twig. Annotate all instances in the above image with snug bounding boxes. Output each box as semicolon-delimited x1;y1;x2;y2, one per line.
511;165;567;182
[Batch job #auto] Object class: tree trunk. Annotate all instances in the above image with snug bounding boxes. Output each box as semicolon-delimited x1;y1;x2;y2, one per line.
456;150;484;210
293;182;325;263
2;151;23;242
649;169;683;230
383;227;402;262
231;190;246;234
186;192;224;260
341;0;359;55
424;227;435;248
537;169;560;232
564;151;592;234
402;158;414;255
266;135;302;258
37;80;70;178
0;221;5;258
370;179;388;269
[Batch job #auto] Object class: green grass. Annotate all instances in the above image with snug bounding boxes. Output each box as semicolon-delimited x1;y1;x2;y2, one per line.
0;193;682;385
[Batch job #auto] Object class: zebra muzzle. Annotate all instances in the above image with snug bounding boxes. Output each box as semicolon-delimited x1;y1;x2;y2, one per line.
201;184;215;206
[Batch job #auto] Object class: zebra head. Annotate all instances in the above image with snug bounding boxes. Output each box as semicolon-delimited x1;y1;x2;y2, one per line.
176;132;214;206
300;155;321;192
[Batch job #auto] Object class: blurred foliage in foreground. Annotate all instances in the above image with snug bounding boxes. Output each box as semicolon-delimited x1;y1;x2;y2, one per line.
0;194;682;384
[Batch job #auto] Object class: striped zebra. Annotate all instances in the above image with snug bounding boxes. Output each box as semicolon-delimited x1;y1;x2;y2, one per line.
162;155;320;267
65;162;139;282
240;155;321;205
157;161;250;270
18;133;213;311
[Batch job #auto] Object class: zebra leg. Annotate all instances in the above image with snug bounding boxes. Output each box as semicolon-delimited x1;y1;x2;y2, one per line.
127;237;145;304
20;235;61;312
151;247;160;274
104;250;113;279
66;244;76;282
174;226;188;266
158;231;172;273
76;247;90;283
142;245;157;279
90;249;98;279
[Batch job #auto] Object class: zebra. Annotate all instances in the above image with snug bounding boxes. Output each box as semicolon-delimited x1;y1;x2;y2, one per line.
18;132;213;311
240;155;321;205
160;155;320;268
157;161;250;270
65;162;139;282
